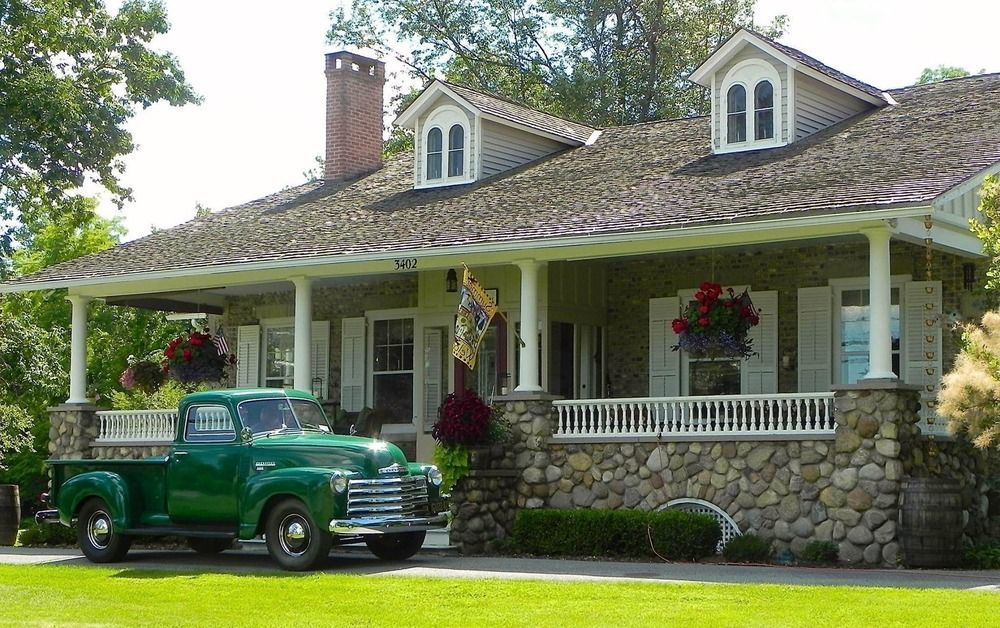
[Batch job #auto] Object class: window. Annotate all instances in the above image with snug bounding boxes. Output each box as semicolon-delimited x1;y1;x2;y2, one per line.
754;80;774;140
263;325;294;388
689;359;741;396
426;127;443;180
185;405;235;442
372;318;414;424
726;85;747;143
448;124;464;177
837;287;901;384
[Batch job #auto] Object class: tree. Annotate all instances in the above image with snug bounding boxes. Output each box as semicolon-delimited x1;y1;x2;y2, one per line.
0;0;199;262
916;65;971;84
329;0;785;127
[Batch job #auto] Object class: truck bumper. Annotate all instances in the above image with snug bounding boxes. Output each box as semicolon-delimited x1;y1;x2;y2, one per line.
35;509;61;525
330;512;448;535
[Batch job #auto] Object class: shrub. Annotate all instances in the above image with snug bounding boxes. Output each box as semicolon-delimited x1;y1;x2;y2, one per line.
722;533;772;562
109;380;188;411
963;542;1000;569
433;390;493;447
18;520;77;547
801;540;839;564
513;509;721;561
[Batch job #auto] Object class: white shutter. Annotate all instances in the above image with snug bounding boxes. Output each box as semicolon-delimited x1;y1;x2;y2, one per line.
797;286;833;392
422;328;443;432
742;290;778;394
649;297;680;396
236;325;260;388
904;281;945;436
310;321;330;399
340;317;366;412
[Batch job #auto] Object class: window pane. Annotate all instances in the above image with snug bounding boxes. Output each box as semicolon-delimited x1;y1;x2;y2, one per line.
373;373;414;424
754;81;774;140
265;326;294;387
689;360;741;396
426;128;442;179
464;327;498;398
754;81;773;109
427;128;442;152
839;288;901;384
727;85;746;113
755;110;774;140
427;154;442;180
448;125;464;177
726;84;747;144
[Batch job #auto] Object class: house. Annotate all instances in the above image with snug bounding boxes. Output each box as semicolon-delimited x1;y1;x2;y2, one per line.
4;29;999;563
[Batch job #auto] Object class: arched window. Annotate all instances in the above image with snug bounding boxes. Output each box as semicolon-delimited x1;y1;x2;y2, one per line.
426;127;443;180
726;84;747;143
448;124;465;177
754;80;774;140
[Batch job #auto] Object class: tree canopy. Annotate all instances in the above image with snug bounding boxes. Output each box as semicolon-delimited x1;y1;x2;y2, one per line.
915;65;971;85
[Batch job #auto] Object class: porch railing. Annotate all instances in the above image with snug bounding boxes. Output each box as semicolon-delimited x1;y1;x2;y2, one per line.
95;409;178;445
551;393;836;441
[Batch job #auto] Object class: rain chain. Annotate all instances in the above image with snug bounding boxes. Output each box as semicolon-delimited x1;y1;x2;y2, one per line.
923;215;940;455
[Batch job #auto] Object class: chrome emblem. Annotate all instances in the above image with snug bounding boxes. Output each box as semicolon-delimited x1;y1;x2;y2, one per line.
378;462;406;475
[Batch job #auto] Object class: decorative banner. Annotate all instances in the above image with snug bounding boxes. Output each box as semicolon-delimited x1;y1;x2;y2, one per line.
452;266;498;370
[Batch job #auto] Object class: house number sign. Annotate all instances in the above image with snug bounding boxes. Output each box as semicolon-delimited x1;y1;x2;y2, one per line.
393;258;418;271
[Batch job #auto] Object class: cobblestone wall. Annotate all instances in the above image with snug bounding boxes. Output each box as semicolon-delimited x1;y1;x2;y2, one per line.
48;405;100;460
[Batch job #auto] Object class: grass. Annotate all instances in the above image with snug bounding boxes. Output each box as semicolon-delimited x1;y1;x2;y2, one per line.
0;564;997;627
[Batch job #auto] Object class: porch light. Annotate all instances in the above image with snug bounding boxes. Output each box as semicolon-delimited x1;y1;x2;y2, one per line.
446;268;458;293
963;263;976;290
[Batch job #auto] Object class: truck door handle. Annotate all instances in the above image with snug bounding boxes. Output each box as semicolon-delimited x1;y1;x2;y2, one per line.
173;451;189;459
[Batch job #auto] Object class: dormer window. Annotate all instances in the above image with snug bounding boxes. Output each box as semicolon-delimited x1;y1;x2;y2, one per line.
754;81;774;140
719;60;784;153
726;85;746;143
420;106;471;187
448;125;464;177
426;127;443;179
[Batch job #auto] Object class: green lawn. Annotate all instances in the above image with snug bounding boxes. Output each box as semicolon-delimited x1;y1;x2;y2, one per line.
0;564;996;627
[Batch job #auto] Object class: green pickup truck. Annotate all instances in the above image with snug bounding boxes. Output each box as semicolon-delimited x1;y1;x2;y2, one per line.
36;389;447;570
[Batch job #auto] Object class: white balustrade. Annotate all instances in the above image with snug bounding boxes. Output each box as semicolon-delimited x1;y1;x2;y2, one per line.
95;409;178;444
552;393;836;441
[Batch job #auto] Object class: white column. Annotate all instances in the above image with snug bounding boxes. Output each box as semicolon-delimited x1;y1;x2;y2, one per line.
862;226;897;380
515;260;543;392
291;276;313;392
66;295;92;404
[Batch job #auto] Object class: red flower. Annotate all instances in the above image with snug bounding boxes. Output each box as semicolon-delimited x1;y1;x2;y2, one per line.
165;347;175;359
750;315;760;326
190;334;204;347
671;318;688;334
698;317;710;327
740;307;752;318
694;290;705;302
723;299;735;308
182;348;192;362
698;305;709;315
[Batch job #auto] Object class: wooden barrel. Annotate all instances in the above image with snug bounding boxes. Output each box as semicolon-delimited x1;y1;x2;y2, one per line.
900;477;964;568
0;484;20;546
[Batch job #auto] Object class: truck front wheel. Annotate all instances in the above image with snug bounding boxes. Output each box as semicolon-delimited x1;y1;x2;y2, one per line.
264;498;331;571
365;531;426;561
77;498;132;563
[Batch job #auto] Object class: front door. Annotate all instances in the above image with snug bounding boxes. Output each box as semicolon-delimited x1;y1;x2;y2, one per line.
166;404;243;525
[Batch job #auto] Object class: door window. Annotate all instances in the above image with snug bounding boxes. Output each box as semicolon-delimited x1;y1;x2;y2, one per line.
372;318;414;423
263;325;294;388
184;405;235;442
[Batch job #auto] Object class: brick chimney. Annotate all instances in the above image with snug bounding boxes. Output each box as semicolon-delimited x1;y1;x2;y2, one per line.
324;51;386;182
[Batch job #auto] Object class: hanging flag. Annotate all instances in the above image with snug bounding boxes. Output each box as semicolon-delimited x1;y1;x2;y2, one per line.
452;266;498;369
213;323;231;356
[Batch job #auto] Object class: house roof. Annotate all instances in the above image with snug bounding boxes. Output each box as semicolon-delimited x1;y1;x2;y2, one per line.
5;74;1000;291
752;31;885;100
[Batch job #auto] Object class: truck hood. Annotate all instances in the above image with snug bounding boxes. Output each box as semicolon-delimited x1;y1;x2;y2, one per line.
248;431;410;477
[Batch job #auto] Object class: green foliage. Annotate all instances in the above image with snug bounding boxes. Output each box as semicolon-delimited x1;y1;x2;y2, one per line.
329;0;785;127
513;508;720;560
721;533;772;562
109;380;189;411
963;542;1000;569
801;540;839;564
0;405;33;470
433;444;470;493
916;65;971;85
17;520;77;547
970;176;1000;292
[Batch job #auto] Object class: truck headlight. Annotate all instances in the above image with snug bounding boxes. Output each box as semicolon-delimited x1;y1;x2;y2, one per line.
330;471;348;494
426;465;443;487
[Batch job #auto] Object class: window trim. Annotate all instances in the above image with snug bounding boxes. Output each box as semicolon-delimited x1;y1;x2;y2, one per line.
830;276;909;385
718;59;784;154
417;105;472;189
365;308;419;425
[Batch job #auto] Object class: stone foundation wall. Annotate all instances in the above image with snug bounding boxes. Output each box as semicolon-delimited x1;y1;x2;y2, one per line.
48;405;101;460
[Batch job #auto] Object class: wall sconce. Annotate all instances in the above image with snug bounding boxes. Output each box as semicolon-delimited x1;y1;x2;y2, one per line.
446;268;458;293
963;263;976;290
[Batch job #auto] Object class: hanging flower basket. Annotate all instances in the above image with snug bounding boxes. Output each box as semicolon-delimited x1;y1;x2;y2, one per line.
162;329;236;385
119;353;166;393
671;282;760;360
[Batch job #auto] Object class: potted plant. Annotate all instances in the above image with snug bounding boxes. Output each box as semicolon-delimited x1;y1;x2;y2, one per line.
432;390;510;492
119;352;167;393
162;329;236;385
672;282;760;359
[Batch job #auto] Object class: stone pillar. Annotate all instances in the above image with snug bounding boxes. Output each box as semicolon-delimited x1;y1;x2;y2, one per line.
514;260;544;392
830;382;920;565
66;295;92;404
861;226;896;380
291;276;313;392
48;405;101;460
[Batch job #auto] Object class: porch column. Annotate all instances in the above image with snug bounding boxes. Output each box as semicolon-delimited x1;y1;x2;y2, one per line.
66;294;92;404
291;276;313;392
862;226;896;380
515;260;543;392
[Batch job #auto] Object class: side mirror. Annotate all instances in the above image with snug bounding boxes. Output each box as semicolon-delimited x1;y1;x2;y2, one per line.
240;427;254;443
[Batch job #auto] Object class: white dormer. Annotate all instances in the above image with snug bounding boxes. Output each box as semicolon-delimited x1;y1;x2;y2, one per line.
396;81;597;189
691;29;886;155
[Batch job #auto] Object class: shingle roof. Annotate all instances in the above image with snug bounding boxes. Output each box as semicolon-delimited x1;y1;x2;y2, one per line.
442;81;596;144
7;74;1000;289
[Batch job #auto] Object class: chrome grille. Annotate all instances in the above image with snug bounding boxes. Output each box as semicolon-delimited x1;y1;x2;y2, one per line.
347;476;429;518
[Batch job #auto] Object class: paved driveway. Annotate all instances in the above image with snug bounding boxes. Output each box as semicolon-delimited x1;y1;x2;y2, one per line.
2;545;998;591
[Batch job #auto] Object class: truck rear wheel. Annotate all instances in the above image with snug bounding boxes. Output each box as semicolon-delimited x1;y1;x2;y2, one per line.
77;498;132;563
365;531;426;561
264;498;331;571
187;537;233;554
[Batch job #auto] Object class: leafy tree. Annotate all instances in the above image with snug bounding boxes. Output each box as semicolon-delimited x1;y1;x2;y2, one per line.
0;0;199;262
329;0;785;126
916;65;971;85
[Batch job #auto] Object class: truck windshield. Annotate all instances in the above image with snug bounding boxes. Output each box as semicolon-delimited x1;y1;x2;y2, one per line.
238;398;333;434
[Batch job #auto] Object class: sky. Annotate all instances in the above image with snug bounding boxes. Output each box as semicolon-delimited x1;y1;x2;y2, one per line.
99;0;998;240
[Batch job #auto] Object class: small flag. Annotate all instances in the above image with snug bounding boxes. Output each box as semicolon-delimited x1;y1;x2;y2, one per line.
213;324;231;356
452;266;498;370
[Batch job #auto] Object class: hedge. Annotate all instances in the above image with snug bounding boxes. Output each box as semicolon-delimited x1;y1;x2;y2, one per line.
512;509;721;561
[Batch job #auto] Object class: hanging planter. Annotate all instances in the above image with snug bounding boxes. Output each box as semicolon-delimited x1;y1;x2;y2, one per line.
162;329;236;385
671;282;760;360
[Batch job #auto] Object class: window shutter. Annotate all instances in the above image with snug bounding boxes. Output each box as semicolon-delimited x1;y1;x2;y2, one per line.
422;327;444;433
310;321;330;399
741;290;778;394
797;286;832;392
340;317;366;412
236;325;260;388
904;281;945;436
649;297;680;396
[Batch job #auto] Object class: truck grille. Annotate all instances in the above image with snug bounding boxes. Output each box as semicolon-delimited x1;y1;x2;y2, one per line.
347;476;429;518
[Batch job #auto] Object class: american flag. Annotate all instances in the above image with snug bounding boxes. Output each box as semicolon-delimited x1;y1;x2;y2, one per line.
213;324;231;356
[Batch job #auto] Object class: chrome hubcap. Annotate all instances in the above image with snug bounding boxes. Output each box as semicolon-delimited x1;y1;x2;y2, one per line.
278;514;310;557
87;511;112;550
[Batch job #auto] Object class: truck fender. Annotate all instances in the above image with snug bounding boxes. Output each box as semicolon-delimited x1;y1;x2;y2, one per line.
58;471;133;531
240;467;343;539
